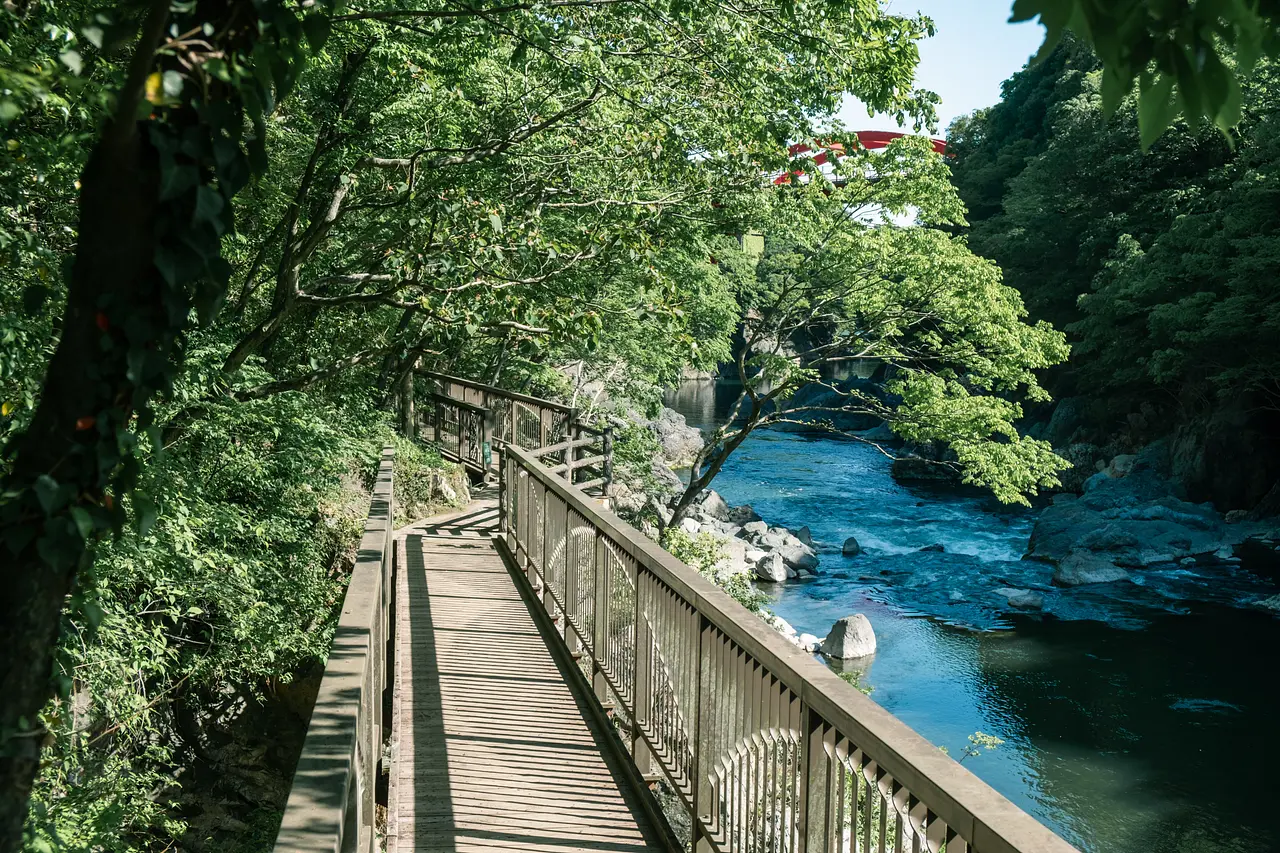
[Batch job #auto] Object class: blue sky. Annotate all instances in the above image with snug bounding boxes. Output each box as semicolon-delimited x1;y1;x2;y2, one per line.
836;0;1047;137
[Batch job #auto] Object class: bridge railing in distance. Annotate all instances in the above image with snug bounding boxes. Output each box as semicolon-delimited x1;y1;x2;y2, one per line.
499;444;1078;853
418;369;612;493
274;446;395;853
424;391;489;471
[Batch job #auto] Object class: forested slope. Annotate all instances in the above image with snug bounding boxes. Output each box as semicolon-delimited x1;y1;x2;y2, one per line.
949;38;1280;511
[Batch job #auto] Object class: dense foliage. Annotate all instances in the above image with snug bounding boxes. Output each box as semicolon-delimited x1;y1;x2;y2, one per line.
10;0;1217;847
949;39;1280;508
1;0;940;847
1011;0;1280;145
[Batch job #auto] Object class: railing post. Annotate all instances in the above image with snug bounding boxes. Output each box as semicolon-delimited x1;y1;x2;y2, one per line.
498;447;507;534
632;566;656;780
603;426;614;492
563;499;582;657
800;706;833;853
693;620;713;853
566;422;579;485
483;407;496;477
433;399;442;446
457;407;470;465
592;533;612;708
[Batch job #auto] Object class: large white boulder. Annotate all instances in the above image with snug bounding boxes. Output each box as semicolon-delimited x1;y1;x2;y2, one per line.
820;614;876;659
754;553;788;583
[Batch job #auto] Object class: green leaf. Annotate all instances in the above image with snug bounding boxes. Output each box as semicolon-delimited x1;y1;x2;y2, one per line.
159;163;199;201
81;599;104;630
69;506;93;539
59;50;83;76
488;212;504;235
33;475;64;513
136;496;159;537
302;14;331;51
1100;69;1130;117
193;185;226;227
162;69;184;99
1138;72;1177;150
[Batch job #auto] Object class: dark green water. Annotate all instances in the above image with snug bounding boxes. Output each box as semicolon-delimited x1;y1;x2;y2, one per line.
667;380;1280;853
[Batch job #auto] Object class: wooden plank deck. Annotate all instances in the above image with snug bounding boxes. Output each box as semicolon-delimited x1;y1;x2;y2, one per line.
391;499;668;853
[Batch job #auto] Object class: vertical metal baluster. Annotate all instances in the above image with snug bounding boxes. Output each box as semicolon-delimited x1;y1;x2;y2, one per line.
691;620;709;853
876;769;888;853
865;758;875;850
633;566;655;777
593;535;610;707
835;756;848;853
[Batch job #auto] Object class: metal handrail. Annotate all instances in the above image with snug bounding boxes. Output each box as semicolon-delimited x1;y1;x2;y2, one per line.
274;447;395;853
419;370;576;415
417;370;612;492
500;444;1077;853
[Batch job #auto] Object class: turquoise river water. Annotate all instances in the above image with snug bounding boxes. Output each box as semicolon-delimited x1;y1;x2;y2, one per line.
666;380;1280;853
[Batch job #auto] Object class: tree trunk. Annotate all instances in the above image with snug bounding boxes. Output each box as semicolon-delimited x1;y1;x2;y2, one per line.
0;15;169;843
399;368;416;439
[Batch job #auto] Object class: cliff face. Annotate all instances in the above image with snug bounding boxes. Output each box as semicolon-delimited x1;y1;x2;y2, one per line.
1027;393;1280;513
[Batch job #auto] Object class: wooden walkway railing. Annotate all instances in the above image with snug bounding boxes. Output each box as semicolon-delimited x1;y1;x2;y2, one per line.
500;444;1079;853
274;446;395;853
417;370;613;494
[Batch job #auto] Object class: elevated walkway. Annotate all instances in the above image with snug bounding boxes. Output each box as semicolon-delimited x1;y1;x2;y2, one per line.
391;498;668;852
274;440;1079;853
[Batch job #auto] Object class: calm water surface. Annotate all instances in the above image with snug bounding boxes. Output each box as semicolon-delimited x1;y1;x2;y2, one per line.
667;380;1280;853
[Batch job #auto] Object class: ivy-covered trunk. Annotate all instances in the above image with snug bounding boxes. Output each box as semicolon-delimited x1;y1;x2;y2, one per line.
0;9;171;843
0;1;328;844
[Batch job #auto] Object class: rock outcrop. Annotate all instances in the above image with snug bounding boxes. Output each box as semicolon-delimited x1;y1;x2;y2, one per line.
630;406;705;468
1028;444;1274;581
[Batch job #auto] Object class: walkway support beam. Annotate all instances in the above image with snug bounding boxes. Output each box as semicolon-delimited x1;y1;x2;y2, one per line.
500;444;1079;853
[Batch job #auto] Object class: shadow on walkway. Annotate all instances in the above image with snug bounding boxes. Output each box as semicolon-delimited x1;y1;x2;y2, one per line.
395;518;666;852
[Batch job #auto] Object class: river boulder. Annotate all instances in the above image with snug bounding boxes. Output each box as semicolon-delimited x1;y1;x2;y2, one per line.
792;525;814;547
1043;396;1087;447
842;536;861;556
754;553;788;583
773;381;884;432
890;454;959;485
652;407;704;467
740;520;768;539
1256;593;1280;613
696;489;732;522
997;588;1044;610
725;503;763;525
1051;551;1132;586
820;614;877;659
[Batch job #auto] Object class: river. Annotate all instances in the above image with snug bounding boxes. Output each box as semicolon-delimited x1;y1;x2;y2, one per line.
666;379;1280;853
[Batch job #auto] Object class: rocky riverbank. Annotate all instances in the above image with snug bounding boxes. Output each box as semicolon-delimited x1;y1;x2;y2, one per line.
1025;442;1280;604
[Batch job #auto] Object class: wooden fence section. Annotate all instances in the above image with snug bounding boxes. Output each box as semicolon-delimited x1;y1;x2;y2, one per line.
500;445;1079;853
417;370;613;494
274;447;395;853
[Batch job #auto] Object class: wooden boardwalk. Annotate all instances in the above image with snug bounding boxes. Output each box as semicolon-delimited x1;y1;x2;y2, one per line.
390;498;668;853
